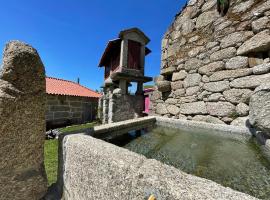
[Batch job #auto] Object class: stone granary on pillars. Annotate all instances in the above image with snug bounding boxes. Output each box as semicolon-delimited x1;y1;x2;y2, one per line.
98;28;152;124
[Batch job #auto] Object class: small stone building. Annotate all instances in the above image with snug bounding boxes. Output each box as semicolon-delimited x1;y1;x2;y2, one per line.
150;0;270;126
46;77;101;129
98;28;152;124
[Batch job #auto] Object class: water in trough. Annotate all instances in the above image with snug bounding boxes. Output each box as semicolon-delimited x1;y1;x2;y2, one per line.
115;126;270;199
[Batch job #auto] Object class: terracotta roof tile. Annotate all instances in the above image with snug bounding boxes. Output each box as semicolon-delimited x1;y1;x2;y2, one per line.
46;77;101;98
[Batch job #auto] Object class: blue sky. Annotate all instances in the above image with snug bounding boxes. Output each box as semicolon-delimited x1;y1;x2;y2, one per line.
0;0;185;90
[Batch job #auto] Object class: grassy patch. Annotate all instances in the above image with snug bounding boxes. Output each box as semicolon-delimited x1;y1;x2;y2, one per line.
44;121;99;185
59;121;98;133
44;140;58;185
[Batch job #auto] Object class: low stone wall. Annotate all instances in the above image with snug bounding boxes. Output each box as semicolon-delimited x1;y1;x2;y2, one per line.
150;0;270;126
46;94;98;129
58;134;257;200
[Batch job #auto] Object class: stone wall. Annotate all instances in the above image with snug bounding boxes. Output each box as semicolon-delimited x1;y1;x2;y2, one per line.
100;87;145;124
150;0;270;125
46;94;98;129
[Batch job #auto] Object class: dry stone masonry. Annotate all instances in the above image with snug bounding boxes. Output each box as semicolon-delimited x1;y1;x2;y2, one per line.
151;0;270;125
0;41;48;199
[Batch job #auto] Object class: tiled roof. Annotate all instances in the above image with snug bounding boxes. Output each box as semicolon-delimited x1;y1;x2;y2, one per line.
46;77;101;98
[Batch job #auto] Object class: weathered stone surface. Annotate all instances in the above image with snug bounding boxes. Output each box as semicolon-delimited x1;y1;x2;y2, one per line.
186;86;200;96
193;115;225;124
182;19;195;35
0;41;47;199
225;56;249;69
180;101;207;115
252;63;270;75
185;58;203;71
231;117;249;127
61;134;257;200
172;70;187;81
156;103;168;115
171;80;184;90
206;102;235;117
223;89;253;104
232;0;254;14
203;81;230;92
249;83;270;136
188;46;205;57
161;66;177;75
210;47;237;61
209;68;252;82
196;11;218;29
236;103;249;116
251;17;269;33
157;81;171;92
167;105;180;115
165;98;178;105
208;93;223;102
150;90;162;101
237;30;270;55
184;73;201;88
198;61;225;76
201;0;216;12
173;89;186;97
249;56;264;67
230;74;270;89
220;31;253;48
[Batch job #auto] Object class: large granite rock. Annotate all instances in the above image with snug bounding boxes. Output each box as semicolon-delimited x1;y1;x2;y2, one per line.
157;81;171;92
0;41;47;200
225;56;249;70
180;101;207;115
220;31;253;48
237;30;270;55
184;73;201;88
196;11;218;28
198;61;225;76
223;89;253;104
206;102;236;117
60;134;257;200
209;68;252;82
156;103;168;115
193;115;225;124
203;81;230;92
210;47;236;61
231;117;249;127
249;83;270;136
230;74;270;89
167;105;180;115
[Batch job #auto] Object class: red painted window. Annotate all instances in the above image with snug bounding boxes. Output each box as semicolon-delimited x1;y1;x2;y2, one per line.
128;40;141;70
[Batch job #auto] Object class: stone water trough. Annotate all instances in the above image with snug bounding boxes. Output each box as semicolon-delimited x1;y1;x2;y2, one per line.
45;115;270;200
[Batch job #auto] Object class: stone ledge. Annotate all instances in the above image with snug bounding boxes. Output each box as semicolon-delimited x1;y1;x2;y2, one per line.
60;134;257;200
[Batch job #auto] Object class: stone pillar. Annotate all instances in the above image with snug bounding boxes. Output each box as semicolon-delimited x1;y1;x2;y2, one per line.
102;89;109;124
120;39;128;68
136;82;144;95
0;41;48;199
140;44;145;75
119;79;127;94
108;87;115;123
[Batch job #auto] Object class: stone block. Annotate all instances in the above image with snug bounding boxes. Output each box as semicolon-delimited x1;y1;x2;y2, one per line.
209;68;252;82
249;83;270;136
184;73;201;88
184;58;203;72
203;81;230;92
161;66;177;75
236;103;249;116
193;115;225;124
252;63;270;75
231;117;249;127
225;56;249;69
156;103;168;115
230;74;270;89
198;61;225;76
172;70;187;81
210;47;237;61
251;17;269;33
223;89;253;104
180;101;207;115
237;30;270;55
171;80;184;90
186;86;200;96
54;111;70;119
206;102;235;117
167;105;180;115
196;11;218;29
157;81;171;92
220;31;253;48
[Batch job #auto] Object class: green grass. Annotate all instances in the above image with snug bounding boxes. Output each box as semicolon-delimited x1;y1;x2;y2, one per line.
44;122;99;185
59;121;98;133
44;140;58;185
